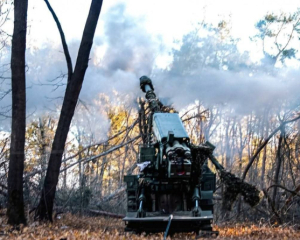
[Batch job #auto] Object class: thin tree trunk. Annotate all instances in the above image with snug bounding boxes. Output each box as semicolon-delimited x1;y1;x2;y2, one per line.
295;121;300;161
260;111;269;189
7;0;28;225
63;159;67;189
79;155;82;187
272;127;284;209
36;0;103;221
120;146;128;187
99;144;107;199
39;117;49;183
108;162;112;195
79;149;84;215
221;116;231;219
236;121;243;219
225;118;230;169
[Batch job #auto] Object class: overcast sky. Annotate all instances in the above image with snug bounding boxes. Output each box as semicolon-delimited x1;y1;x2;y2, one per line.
25;1;298;40
1;0;300;130
25;1;298;48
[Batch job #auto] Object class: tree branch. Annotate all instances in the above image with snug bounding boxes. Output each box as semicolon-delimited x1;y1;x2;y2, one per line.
24;135;140;179
267;184;300;197
43;0;73;82
61;119;138;164
242;114;300;180
59;136;141;173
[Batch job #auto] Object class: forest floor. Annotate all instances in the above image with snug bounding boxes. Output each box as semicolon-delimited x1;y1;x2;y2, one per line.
0;212;300;239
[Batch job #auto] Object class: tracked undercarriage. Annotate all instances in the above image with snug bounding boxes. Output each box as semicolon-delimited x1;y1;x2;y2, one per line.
124;169;216;234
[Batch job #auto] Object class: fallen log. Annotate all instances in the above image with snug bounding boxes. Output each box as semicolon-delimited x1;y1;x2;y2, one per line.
52;207;125;219
87;209;125;219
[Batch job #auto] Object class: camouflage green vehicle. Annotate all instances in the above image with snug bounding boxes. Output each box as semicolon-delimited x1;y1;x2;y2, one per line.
123;76;261;235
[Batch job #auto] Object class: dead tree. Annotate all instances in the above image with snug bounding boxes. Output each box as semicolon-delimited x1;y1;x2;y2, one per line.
35;0;103;221
7;0;28;225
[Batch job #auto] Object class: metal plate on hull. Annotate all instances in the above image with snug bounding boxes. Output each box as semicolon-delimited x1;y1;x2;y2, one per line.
153;113;189;142
123;214;213;233
124;215;213;221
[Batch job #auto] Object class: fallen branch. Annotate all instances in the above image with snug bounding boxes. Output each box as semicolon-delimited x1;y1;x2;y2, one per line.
267;184;300;197
284;184;300;205
61;119;138;164
24;135;140;179
59;136;140;173
53;207;125;219
102;186;126;203
87;209;125;219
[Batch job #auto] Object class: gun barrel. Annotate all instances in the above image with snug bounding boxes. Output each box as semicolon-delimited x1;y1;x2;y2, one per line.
140;76;161;113
144;84;152;92
140;76;154;93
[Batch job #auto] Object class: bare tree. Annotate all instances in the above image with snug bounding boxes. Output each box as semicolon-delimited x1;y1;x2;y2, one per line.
7;0;28;225
35;0;103;221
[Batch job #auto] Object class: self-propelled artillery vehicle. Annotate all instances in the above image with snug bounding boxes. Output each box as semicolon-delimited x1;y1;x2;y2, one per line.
123;76;261;235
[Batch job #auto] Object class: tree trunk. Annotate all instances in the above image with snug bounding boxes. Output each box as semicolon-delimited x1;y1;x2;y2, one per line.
260;111;269;189
108;162;112;195
39;118;48;182
99;144;108;199
78;149;84;215
7;0;28;225
120;146;128;187
225;118;231;169
295;121;300;161
272;127;284;209
236;121;243;219
63;159;67;189
36;0;103;221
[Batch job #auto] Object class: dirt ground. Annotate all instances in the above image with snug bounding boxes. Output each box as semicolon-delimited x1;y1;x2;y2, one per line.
0;213;300;239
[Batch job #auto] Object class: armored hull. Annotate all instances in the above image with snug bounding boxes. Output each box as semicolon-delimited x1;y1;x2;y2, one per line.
124;213;213;233
123;76;217;234
123;170;216;233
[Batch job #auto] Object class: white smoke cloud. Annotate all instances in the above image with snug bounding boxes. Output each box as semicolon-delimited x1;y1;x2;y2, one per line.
1;2;300;135
154;68;300;115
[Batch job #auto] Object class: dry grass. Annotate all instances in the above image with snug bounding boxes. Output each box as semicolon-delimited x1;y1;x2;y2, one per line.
0;212;299;239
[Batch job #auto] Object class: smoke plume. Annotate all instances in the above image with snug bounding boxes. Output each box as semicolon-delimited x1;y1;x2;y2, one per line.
1;2;300;135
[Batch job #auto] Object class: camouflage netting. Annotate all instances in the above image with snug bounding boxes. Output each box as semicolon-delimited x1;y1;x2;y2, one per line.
160;104;178;113
190;143;262;210
190;144;212;184
219;169;263;211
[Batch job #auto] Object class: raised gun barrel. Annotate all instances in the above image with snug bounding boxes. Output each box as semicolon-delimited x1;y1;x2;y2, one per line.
139;76;192;177
123;76;261;235
140;76;161;113
140;75;154;93
123;76;217;234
